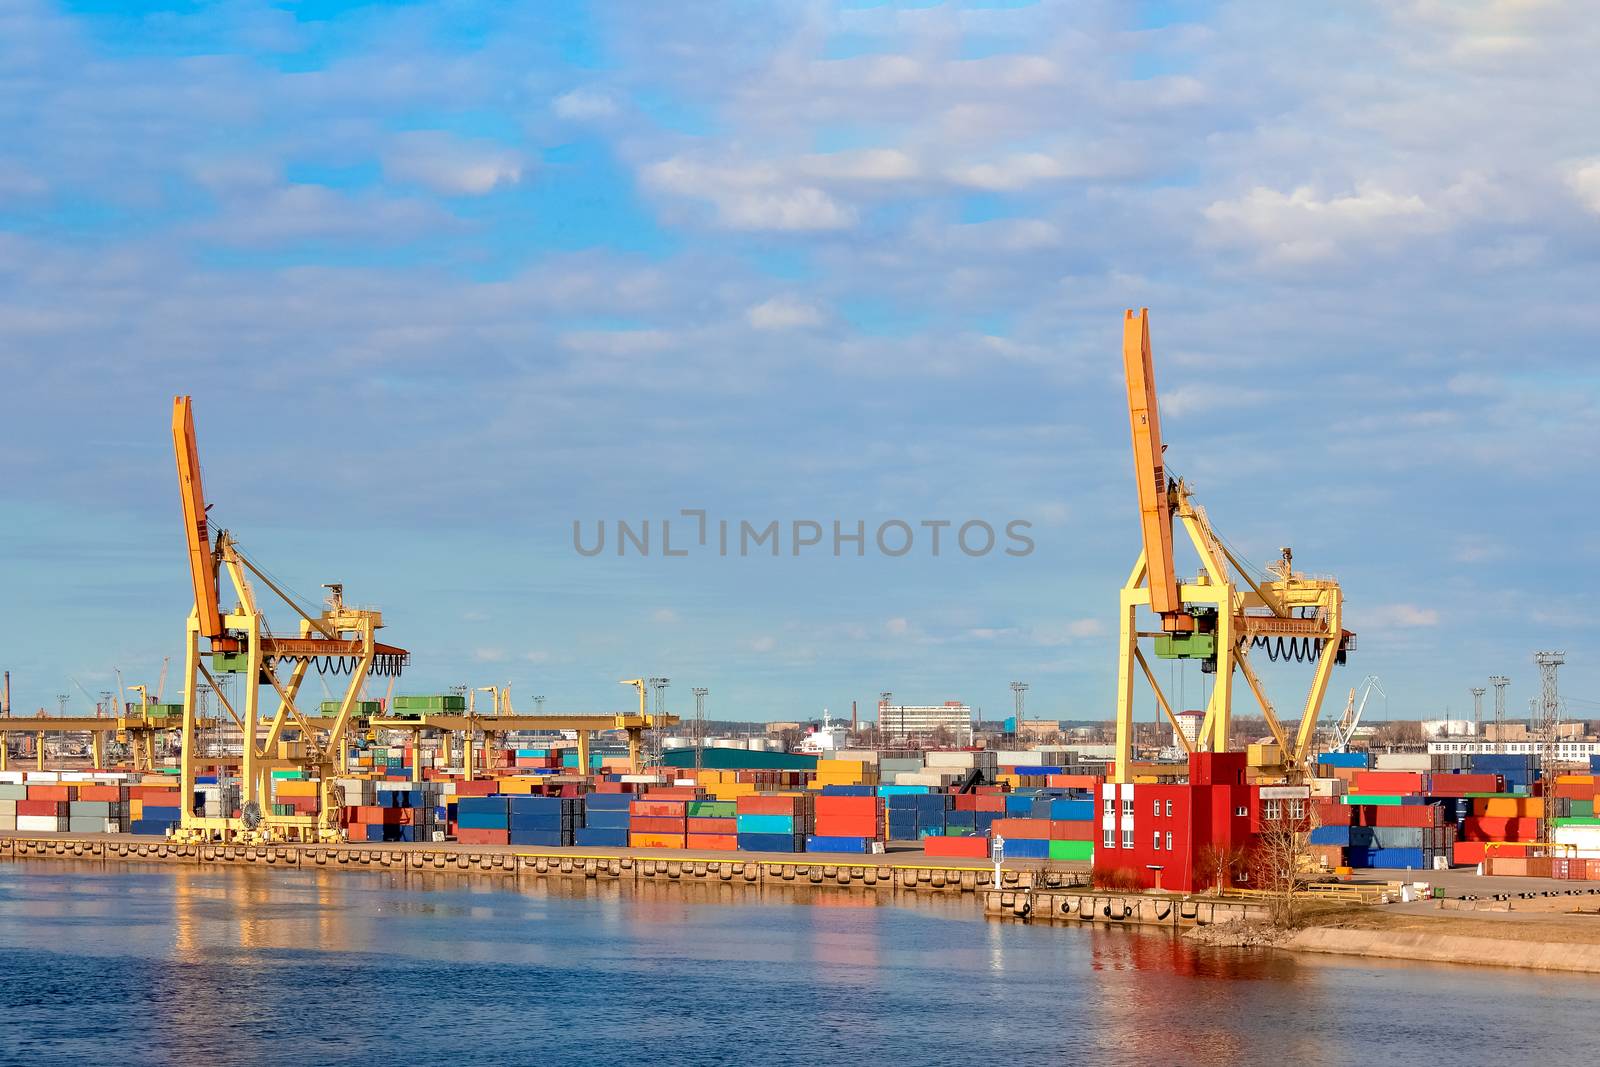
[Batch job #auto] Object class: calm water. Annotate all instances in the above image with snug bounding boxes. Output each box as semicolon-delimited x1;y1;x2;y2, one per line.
0;862;1594;1066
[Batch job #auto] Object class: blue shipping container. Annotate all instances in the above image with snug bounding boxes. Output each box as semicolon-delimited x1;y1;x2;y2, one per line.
806;835;874;853
736;832;803;853
574;827;629;847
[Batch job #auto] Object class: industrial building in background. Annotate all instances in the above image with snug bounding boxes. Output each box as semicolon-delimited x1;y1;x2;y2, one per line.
878;700;973;746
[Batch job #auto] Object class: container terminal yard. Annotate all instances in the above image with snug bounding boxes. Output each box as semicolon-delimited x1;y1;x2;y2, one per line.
5;312;1598;973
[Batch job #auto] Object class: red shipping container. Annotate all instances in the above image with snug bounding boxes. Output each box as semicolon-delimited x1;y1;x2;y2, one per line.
685;833;737;851
451;781;500;796
814;796;883;818
1462;816;1540;842
1452;840;1487;865
1369;806;1442;828
1049;820;1097;841
686;817;736;834
1351;771;1426;794
813;816;883;839
974;794;1006;813
645;787;702;800
630;800;689;817
736;795;808;815
923;835;990;858
76;785;126;802
455;828;510;845
988;818;1051;840
17;799;67;817
26;785;74;802
1426;774;1501;796
630;815;688;833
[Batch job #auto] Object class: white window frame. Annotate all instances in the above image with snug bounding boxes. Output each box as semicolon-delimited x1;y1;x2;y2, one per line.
1165;832;1174;850
1103;797;1113;815
1152;830;1161;850
1235;805;1248;818
1122;797;1134;816
1122;828;1133;848
1103;827;1115;848
1165;800;1173;817
1153;799;1161;817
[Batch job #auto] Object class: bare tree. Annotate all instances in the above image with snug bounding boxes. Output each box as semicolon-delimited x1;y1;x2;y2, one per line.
1196;841;1249;896
1371;720;1424;748
1252;800;1320;927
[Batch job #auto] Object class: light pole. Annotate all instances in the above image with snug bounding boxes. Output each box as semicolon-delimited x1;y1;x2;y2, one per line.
692;687;708;774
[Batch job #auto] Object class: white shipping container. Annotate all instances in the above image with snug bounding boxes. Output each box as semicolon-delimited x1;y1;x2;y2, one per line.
0;771;25;784
0;814;14;831
17;815;69;832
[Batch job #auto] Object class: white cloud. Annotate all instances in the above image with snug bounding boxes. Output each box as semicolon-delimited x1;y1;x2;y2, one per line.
1205;184;1438;262
747;296;823;330
383;131;524;196
946;152;1079;191
885;616;911;636
801;148;919;182
1565;159;1600;214
472;647;506;662
651;607;679;624
744;635;777;653
1364;603;1441;628
643;156;856;230
721;187;855;231
552;88;619;121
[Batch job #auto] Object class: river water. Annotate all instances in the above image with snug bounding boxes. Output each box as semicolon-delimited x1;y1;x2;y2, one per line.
0;861;1594;1065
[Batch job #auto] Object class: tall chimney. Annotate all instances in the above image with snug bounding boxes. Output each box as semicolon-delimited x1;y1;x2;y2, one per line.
851;700;858;731
2;670;9;716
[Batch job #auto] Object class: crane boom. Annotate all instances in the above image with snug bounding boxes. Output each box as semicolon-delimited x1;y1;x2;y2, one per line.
1121;308;1182;624
171;396;223;639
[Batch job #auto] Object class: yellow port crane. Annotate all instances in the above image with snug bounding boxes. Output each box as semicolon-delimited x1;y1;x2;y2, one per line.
170;396;408;843
1111;310;1354;783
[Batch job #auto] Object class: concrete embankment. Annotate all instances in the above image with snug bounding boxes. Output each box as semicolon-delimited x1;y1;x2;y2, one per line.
1286;925;1600;974
0;831;1084;896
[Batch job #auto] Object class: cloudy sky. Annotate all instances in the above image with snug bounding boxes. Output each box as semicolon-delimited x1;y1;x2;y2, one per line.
2;0;1596;727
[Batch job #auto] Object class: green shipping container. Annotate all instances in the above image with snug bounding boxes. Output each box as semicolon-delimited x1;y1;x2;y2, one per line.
1049;840;1094;862
1554;816;1600;827
687;801;737;818
393;694;467;712
1572;800;1595;817
1341;795;1408;806
319;700;383;715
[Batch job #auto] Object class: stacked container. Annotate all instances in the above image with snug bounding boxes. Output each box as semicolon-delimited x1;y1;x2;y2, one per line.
576;793;631;846
807;795;885;853
686;800;737;850
630;794;689;849
735;794;810;852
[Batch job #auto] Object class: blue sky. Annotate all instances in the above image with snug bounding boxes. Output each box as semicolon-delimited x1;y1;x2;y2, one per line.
2;0;1598;726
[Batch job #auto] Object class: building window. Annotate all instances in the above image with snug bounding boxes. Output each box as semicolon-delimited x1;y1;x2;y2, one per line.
1103;827;1115;849
1153;830;1162;850
1264;800;1281;820
1153;799;1161;817
1235;806;1247;818
1165;800;1173;817
1122;828;1133;848
1165;832;1173;850
1122;798;1134;816
1103;798;1113;816
1290;798;1306;819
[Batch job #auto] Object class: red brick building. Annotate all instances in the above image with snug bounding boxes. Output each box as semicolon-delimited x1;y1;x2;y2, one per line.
1097;752;1272;892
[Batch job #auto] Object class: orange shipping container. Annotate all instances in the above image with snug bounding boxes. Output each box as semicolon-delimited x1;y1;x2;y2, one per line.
631;815;688;833
76;785;126;802
989;818;1051;840
26;785;73;802
629;833;686;849
685;833;737;851
686;817;736;833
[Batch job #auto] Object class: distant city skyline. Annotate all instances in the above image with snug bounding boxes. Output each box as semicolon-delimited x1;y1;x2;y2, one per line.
3;1;1596;723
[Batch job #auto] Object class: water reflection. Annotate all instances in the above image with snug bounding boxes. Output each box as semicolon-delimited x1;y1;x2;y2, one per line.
4;861;1600;1067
